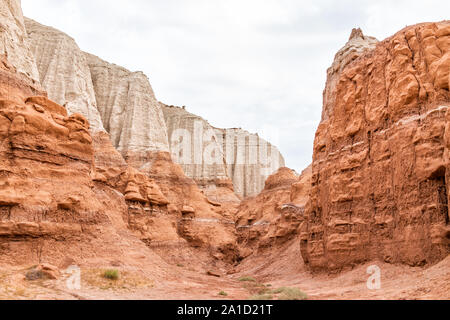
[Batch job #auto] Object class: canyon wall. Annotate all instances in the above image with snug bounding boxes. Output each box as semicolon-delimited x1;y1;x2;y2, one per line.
302;24;450;272
85;53;170;166
22;17;285;201
24;18;105;132
215;128;286;198
235;167;310;258
161;104;239;204
162;104;285;199
0;0;40;85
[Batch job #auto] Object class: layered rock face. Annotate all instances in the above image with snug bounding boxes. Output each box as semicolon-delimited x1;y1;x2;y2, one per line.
303;23;450;271
161;104;285;199
85;53;170;165
0;57;128;265
24;18;105;132
161;104;239;204
215;128;286;198
0;0;40;84
236;167;311;257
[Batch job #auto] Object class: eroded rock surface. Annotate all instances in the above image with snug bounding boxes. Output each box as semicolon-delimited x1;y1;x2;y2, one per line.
0;0;40;84
24;18;105;132
215;128;285;198
161;104;239;205
85;53;170;164
303;23;450;272
236;167;311;258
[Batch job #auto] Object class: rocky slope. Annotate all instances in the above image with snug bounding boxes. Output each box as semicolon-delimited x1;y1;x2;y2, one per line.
303;24;450;272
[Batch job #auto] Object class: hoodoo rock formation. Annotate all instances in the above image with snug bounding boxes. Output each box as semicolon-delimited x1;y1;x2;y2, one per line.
303;23;450;272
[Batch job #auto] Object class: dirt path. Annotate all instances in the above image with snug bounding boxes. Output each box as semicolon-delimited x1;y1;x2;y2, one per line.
1;239;448;300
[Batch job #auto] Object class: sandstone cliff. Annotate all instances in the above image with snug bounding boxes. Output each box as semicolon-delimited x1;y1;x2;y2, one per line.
85;53;170;165
303;23;450;272
161;104;285;199
0;55;141;266
0;0;40;85
235;167;311;258
24;18;105;132
215;128;286;198
161;104;239;205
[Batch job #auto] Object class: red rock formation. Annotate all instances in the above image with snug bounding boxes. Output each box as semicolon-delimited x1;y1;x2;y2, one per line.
0;55;126;265
236;167;311;258
303;22;450;272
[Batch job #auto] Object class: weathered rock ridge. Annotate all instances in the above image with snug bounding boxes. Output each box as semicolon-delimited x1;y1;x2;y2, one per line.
303;23;450;272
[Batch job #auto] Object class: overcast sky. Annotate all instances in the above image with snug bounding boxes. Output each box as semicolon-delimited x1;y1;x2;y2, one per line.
22;0;450;172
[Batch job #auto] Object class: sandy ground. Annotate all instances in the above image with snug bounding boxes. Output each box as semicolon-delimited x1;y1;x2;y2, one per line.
0;239;448;300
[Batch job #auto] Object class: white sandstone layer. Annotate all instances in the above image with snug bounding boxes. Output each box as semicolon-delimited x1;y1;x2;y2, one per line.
24;18;105;132
0;0;40;84
85;53;170;159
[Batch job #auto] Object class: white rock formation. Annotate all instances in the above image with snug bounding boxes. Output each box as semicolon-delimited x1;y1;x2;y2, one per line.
322;28;378;121
24;18;105;132
0;0;40;84
161;104;229;185
85;53;170;161
161;105;284;197
215;128;285;198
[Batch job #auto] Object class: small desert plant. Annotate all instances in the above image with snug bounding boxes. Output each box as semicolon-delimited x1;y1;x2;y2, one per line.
273;287;308;300
218;291;228;297
103;269;120;280
238;276;256;282
248;294;274;300
25;269;44;281
177;263;184;268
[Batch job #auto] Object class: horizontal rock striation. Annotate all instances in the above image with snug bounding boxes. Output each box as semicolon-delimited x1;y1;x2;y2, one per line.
303;24;450;272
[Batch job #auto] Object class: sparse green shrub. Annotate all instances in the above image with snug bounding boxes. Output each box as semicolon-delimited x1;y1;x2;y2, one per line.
238;276;256;282
248;294;274;300
273;287;307;300
103;269;120;280
25;269;44;281
219;291;228;296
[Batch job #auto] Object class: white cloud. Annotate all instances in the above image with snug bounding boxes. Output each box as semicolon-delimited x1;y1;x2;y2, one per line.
21;0;450;172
